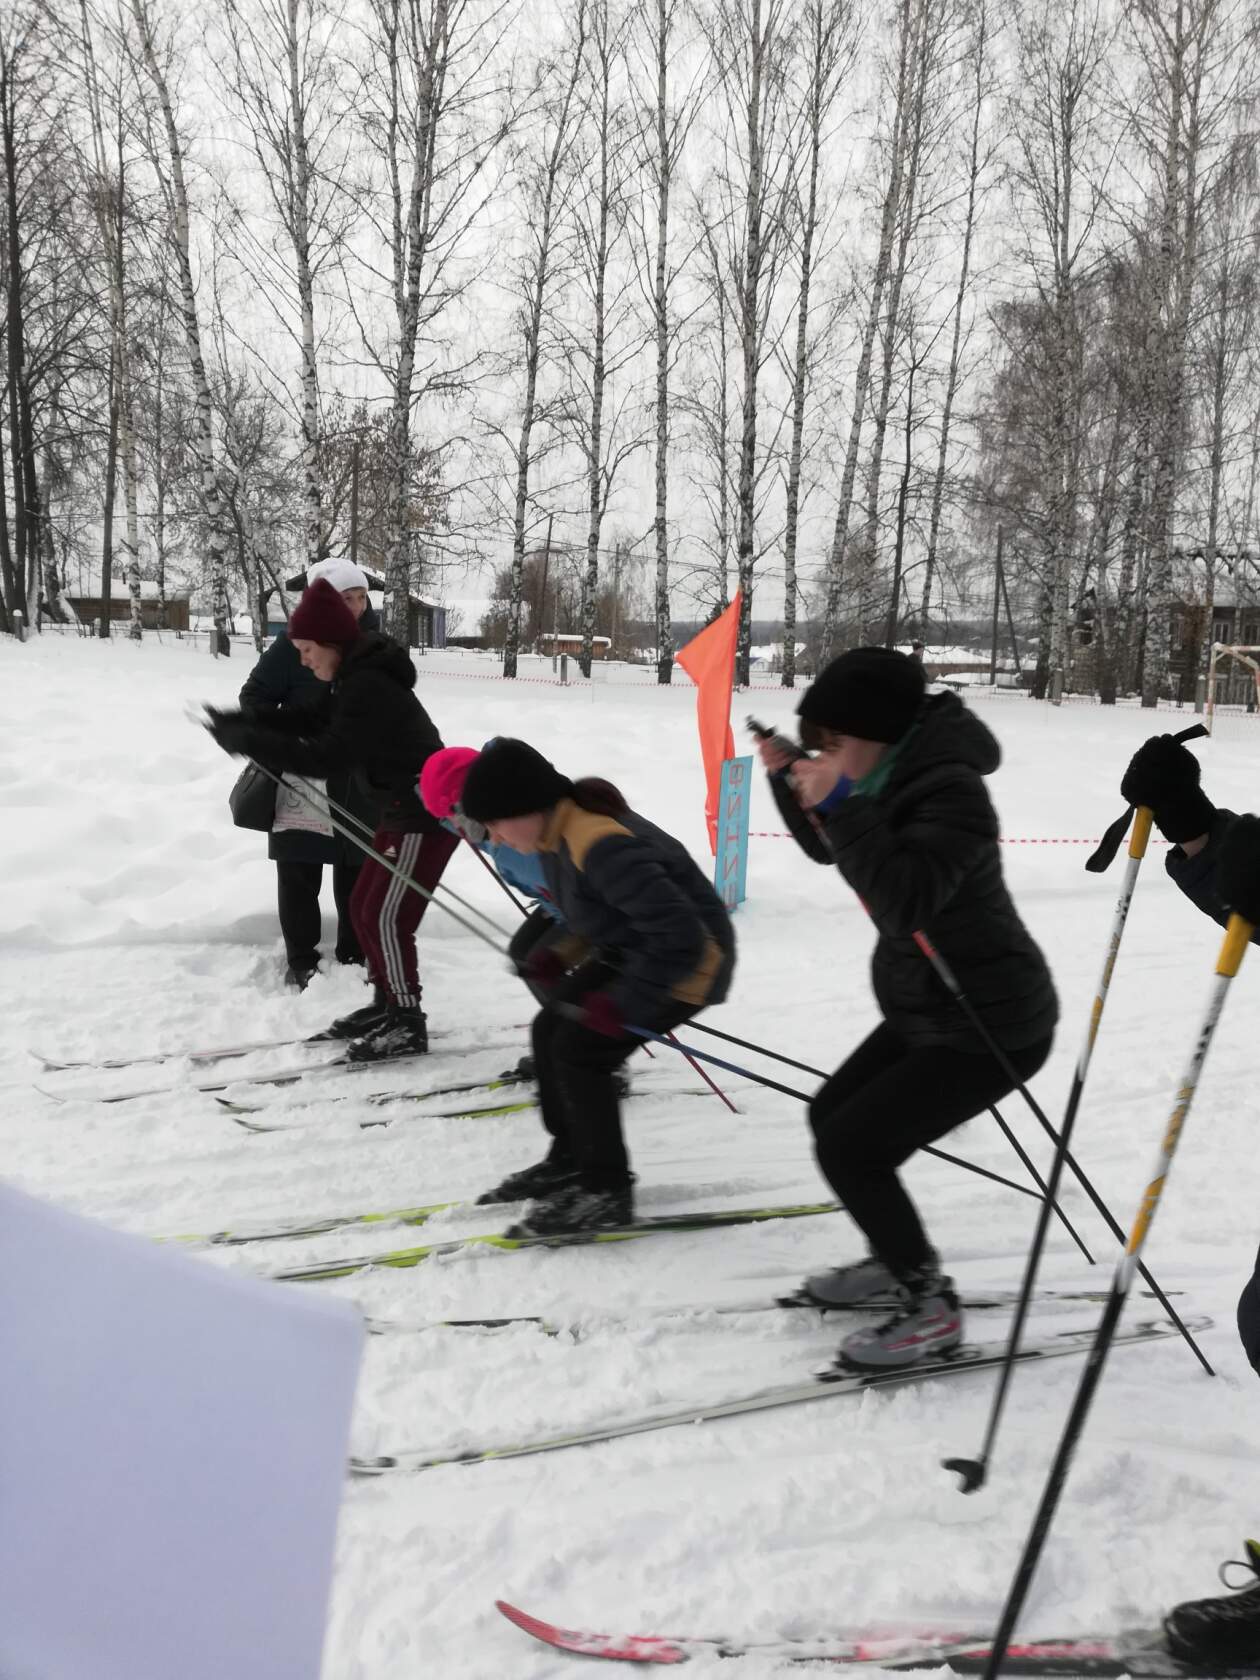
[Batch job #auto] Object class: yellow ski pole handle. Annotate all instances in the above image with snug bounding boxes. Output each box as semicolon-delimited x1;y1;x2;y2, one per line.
1122;912;1252;1263
1128;805;1154;858
1218;910;1254;977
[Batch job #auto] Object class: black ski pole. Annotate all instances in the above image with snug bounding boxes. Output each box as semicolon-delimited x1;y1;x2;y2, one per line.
281;770;516;942
688;1024;1092;1261
980;909;1250;1680
944;806;1160;1492
915;925;1212;1378
235;757;514;956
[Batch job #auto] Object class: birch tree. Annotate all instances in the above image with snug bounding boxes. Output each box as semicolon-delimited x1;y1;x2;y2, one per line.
561;0;643;677
917;0;990;636
220;0;351;575
778;0;856;687
501;3;589;678
1122;0;1260;706
128;0;234;653
1008;0;1112;701
351;0;514;643
818;0;918;661
698;0;797;686
626;0;702;681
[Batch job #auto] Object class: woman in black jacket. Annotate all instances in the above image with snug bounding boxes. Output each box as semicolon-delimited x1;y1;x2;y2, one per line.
209;578;455;1060
238;559;376;987
458;737;736;1235
760;648;1057;1370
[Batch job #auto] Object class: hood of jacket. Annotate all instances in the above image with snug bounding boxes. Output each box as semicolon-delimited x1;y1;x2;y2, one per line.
340;630;416;691
883;691;1000;793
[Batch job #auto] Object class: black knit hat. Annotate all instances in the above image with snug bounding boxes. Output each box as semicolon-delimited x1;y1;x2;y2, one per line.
460;738;575;823
796;648;926;744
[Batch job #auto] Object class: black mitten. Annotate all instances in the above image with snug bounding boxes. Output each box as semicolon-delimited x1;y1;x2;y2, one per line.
1120;735;1215;843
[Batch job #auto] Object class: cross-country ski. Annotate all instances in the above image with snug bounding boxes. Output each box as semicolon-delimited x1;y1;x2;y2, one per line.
352;1317;1209;1473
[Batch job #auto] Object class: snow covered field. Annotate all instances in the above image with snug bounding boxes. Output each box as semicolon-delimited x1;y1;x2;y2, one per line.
3;631;1260;1679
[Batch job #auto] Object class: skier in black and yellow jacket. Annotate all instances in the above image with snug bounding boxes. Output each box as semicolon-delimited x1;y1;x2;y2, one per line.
459;737;736;1235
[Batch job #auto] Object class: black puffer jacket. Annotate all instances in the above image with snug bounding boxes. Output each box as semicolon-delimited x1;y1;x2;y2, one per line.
238;612;380;863
1165;808;1260;947
226;631;443;834
537;798;736;1024
772;692;1057;1051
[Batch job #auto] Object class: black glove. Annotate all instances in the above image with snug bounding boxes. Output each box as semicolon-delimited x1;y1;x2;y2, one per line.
1119;735;1215;844
204;706;254;756
1216;814;1260;926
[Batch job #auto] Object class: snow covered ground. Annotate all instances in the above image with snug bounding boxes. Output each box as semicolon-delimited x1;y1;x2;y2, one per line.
3;630;1260;1679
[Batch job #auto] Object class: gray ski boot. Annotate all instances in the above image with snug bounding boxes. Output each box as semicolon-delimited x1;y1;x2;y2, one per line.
837;1266;963;1371
798;1256;897;1308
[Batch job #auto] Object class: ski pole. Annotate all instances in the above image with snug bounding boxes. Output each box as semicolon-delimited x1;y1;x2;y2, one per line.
462;832;531;917
689;1024;1091;1260
943;807;1158;1493
980;909;1251;1680
664;1030;739;1112
916;926;1212;1377
237;757;515;955
280;770;517;943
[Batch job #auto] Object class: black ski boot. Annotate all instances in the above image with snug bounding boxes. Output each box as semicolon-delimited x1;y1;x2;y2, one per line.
1165;1540;1260;1668
477;1156;580;1206
346;1005;428;1062
506;1181;635;1237
311;986;389;1042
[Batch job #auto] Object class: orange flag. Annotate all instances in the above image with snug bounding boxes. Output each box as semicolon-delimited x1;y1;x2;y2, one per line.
676;592;741;854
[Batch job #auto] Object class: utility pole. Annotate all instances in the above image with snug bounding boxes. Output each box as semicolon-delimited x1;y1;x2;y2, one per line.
989;524;1003;685
536;511;554;654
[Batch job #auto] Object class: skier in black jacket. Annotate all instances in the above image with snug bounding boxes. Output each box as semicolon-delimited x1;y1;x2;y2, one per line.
1120;733;1260;1379
238;558;377;987
459;737;736;1235
208;578;456;1059
759;648;1057;1370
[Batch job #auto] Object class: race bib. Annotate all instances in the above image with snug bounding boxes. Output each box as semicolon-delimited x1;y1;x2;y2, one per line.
272;777;334;837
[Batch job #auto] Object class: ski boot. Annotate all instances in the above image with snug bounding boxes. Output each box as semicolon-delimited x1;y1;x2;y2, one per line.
791;1256;897;1310
346;1005;428;1062
286;958;321;991
836;1265;963;1371
506;1181;635;1238
476;1156;581;1205
311;986;388;1042
1164;1539;1260;1668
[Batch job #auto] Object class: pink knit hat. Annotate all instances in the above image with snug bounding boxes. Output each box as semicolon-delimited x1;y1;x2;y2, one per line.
419;746;481;819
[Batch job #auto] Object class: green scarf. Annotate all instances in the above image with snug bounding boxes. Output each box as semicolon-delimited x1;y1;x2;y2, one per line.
853;723;918;801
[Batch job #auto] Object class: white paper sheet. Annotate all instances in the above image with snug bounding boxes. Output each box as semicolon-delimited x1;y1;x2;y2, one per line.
0;1183;364;1680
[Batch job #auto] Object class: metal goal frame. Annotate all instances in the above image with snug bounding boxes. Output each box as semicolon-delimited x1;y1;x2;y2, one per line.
1206;642;1260;731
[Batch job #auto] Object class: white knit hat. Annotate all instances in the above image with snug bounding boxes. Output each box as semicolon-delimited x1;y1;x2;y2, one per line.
306;557;370;593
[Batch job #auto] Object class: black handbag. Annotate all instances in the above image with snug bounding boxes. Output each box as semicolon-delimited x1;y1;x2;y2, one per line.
228;762;277;831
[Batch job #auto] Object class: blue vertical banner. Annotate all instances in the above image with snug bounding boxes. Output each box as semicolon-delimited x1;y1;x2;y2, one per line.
714;755;752;911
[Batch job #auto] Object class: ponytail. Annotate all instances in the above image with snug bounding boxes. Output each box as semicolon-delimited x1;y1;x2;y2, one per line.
572;776;629;817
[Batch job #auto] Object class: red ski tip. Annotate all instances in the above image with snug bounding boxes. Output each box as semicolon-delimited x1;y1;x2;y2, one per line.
494;1601;690;1664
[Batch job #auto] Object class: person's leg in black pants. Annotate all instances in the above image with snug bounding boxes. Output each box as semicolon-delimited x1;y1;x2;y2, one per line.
809;1022;1052;1280
533;981;696;1193
275;860;323;982
331;859;363;964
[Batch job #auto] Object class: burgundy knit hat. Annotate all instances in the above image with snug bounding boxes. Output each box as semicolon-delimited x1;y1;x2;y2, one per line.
288;577;361;647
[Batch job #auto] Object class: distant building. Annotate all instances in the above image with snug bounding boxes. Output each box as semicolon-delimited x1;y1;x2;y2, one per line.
538;633;611;659
65;586;190;632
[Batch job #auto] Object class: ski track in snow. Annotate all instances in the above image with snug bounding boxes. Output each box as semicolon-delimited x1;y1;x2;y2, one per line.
4;633;1260;1678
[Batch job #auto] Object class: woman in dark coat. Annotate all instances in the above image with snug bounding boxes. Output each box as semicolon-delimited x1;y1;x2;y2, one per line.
759;648;1057;1371
209;578;455;1060
238;559;376;987
458;738;737;1235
